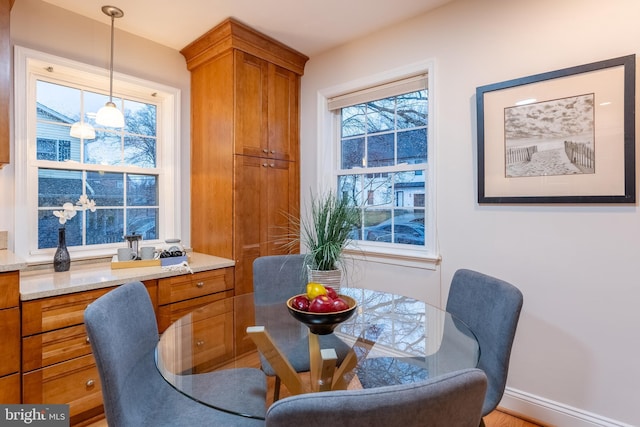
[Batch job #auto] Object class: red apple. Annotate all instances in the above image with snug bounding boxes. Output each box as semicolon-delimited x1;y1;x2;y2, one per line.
291;295;310;311
332;297;349;312
325;286;339;300
308;295;335;313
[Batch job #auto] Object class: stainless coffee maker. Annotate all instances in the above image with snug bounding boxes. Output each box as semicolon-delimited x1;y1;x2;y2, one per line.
124;233;142;260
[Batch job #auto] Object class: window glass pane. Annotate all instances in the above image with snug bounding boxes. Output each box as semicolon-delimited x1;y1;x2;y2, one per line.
398;129;427;165
38;169;83;207
36;80;81;124
127;174;158;206
38;210;83;249
364;209;391;231
124;135;156;167
87;171;124;206
36;122;80;162
367;133;394;167
84;131;122;165
396;90;427;129
366;98;395;133
36;138;57;161
127;208;158;240
338;174;364;206
86;208;124;245
363;173;392;206
394;170;425;206
125;102;157;137
341;137;364;170
341;105;366;137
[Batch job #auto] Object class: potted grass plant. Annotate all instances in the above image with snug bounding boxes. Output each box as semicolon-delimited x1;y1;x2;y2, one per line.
296;190;360;290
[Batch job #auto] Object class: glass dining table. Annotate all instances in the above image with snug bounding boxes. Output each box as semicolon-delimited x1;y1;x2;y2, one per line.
155;287;480;420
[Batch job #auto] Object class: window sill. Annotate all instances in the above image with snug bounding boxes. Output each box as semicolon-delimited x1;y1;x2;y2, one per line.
343;247;441;270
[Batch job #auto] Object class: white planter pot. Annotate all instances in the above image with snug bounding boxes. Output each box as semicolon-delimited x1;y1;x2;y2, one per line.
307;268;342;292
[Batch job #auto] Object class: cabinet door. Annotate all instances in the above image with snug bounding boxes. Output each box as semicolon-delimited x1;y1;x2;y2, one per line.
0;307;19;376
0;0;10;167
234;51;298;161
0;374;20;403
266;158;299;255
234;155;267;296
0;270;19;309
235;51;268;158
234;155;299;295
268;64;299;162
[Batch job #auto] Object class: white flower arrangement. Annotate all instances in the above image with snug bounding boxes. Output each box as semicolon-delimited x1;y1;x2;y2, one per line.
53;194;97;225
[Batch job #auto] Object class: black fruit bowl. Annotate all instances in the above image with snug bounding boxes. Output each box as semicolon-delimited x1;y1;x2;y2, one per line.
286;294;358;335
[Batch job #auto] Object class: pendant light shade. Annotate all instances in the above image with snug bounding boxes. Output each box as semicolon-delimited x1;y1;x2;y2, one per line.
96;102;124;128
70;122;96;139
96;5;124;128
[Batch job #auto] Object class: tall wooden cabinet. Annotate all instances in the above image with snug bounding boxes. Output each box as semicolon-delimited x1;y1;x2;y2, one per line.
181;18;307;354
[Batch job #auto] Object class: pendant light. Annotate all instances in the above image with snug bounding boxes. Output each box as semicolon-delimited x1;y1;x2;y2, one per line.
95;5;125;128
70;121;96;139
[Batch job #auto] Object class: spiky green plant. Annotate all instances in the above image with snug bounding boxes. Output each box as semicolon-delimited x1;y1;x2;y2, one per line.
300;191;360;271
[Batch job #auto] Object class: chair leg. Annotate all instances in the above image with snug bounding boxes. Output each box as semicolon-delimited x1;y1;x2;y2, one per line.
479;417;486;427
273;376;281;401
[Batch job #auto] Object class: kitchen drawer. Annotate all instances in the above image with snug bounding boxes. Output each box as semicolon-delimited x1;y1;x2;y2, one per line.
0;307;20;376
23;324;92;371
22;287;114;337
158;267;233;305
0;270;19;309
0;373;21;403
22;281;158;337
157;289;233;332
23;354;103;424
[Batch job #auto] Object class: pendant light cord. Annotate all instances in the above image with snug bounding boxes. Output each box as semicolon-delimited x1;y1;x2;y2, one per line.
108;12;115;104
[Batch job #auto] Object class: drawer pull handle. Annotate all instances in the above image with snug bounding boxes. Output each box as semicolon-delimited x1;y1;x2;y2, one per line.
263;148;268;153
86;379;95;388
196;340;205;347
85;337;90;344
262;163;268;167
269;163;275;168
270;150;275;154
196;281;204;288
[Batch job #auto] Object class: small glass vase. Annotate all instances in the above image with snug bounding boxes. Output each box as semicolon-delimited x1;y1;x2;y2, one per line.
53;227;71;272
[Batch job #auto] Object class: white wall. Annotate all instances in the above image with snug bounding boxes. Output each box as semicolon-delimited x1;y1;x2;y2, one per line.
300;0;640;426
1;0;192;249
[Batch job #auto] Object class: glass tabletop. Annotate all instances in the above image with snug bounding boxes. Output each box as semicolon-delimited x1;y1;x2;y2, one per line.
155;287;480;420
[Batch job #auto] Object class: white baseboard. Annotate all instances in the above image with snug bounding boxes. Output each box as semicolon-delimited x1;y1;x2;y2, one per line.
500;387;635;427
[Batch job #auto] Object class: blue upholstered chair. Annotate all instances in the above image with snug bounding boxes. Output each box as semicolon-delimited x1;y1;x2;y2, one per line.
253;255;350;400
446;269;523;424
84;281;267;427
265;368;487;427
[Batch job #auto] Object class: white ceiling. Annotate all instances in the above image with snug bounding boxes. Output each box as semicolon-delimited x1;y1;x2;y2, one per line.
41;0;452;56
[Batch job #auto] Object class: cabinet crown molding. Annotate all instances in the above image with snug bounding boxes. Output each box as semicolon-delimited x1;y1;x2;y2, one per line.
180;17;308;75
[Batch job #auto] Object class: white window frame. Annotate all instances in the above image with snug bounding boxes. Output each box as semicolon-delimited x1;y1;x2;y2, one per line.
316;59;439;270
14;46;181;264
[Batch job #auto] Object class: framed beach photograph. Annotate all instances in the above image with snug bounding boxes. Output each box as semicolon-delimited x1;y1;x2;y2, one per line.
476;55;635;204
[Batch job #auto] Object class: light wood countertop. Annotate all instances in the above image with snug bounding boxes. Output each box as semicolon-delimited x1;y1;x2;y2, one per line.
18;252;234;301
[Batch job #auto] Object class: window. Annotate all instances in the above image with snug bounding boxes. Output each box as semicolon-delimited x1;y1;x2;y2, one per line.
14;47;181;262
320;62;436;266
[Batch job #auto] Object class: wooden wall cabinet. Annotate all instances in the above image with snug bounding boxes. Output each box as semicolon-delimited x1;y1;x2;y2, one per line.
0;0;13;168
0;271;20;403
21;281;158;426
182;18;307;355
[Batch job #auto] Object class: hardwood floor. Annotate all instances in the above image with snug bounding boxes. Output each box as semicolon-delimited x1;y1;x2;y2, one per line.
87;350;543;427
88;407;539;427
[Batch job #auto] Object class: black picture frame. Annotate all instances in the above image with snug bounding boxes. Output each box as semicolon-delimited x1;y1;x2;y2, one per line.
476;55;635;204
